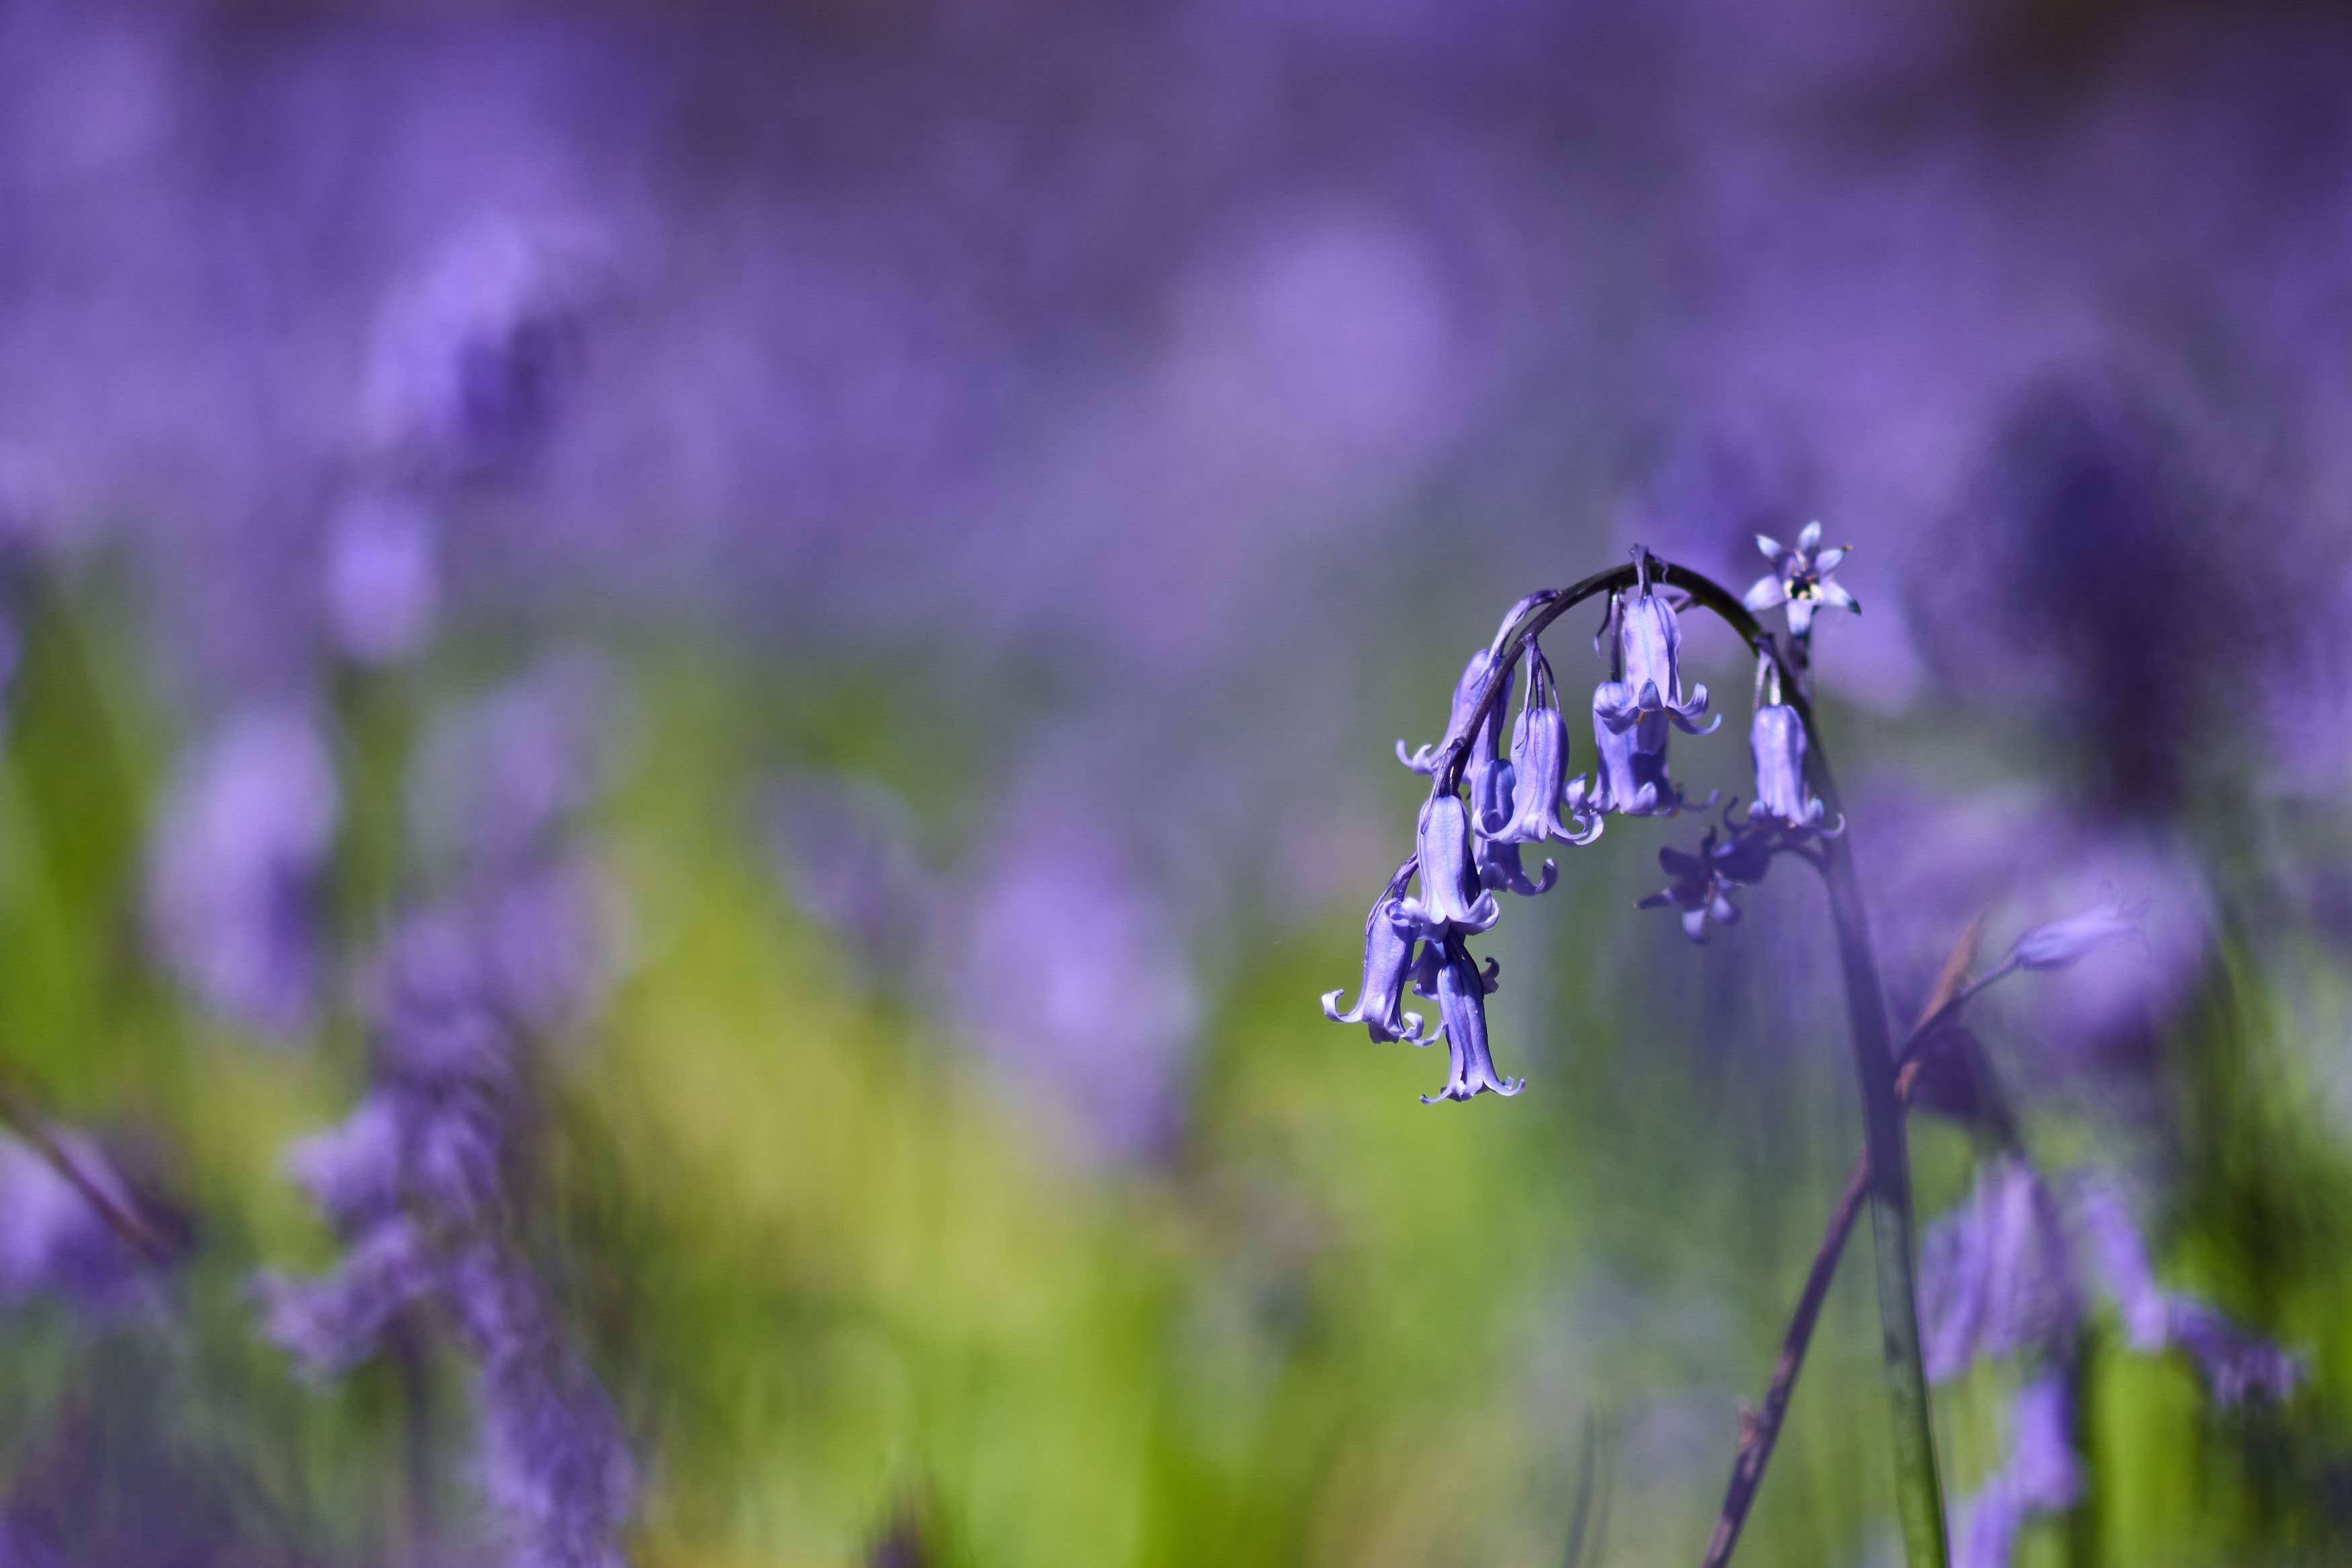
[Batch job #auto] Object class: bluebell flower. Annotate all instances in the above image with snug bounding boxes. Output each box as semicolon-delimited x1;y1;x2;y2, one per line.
1745;695;1840;836
1637;825;1773;943
1467;761;1562;893
1397;648;1513;776
1566;699;1701;820
1419;933;1523;1104
1743;521;1858;638
1322;865;1432;1044
1395;792;1500;934
1496;651;1604;848
1594;575;1717;735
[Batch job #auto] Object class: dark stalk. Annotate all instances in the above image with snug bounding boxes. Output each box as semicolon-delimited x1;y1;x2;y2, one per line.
1697;919;1983;1568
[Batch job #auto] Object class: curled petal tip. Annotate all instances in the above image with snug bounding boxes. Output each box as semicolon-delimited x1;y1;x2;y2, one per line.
1319;989;1348;1022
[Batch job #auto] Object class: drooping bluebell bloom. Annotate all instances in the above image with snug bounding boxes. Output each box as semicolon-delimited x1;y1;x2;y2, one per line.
1744;521;1857;638
1395;792;1499;934
1496;649;1603;848
1419;933;1523;1104
1397;647;1514;776
1467;761;1562;893
1637;825;1773;943
1322;864;1432;1044
1593;572;1717;735
1566;698;1700;820
1744;673;1840;835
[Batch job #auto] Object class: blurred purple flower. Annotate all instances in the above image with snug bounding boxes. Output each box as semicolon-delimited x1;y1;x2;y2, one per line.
360;217;588;485
764;772;934;984
253;1219;432;1378
940;771;1200;1160
2007;897;2147;971
475;1344;637;1568
1638;824;1773;944
409;656;622;1032
265;893;635;1563
145;704;339;1038
1951;1372;2082;1568
321;487;440;665
1918;1157;2078;1383
412;653;611;883
2071;1179;2306;1405
1744;522;1856;638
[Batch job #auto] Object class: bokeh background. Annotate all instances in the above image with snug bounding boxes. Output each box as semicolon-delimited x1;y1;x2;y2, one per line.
1;0;2349;1563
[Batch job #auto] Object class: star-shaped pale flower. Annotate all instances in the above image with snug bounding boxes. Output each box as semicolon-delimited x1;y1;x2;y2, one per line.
1744;521;1858;637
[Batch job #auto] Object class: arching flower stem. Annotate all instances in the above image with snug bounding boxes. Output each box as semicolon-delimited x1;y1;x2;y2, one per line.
1432;550;1949;1568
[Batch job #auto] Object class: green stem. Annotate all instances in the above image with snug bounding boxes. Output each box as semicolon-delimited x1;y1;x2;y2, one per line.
1449;554;1949;1567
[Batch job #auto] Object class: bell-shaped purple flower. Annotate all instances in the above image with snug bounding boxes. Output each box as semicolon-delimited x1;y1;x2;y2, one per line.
1746;703;1840;835
1744;521;1859;638
1474;792;1557;896
1322;868;1432;1044
1568;692;1703;820
1420;934;1523;1104
1594;585;1717;736
1395;792;1499;934
1496;655;1605;848
1397;648;1515;776
1638;825;1773;943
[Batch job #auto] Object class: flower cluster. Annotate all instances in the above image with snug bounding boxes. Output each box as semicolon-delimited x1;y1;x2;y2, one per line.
1918;1157;2303;1566
257;661;633;1568
1329;550;1844;1100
